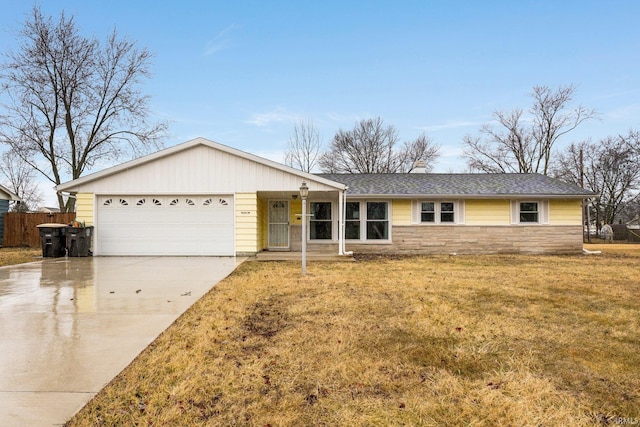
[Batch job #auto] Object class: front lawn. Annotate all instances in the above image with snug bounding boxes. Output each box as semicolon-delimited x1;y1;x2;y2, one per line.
0;247;41;267
67;246;640;426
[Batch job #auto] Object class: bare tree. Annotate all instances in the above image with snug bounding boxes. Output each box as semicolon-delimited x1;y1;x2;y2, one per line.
396;132;441;173
0;151;43;212
554;131;640;225
0;7;166;211
318;117;440;173
284;118;322;172
463;85;596;175
596;132;640;224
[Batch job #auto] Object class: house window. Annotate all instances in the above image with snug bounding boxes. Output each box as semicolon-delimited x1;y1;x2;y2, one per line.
421;202;435;223
310;202;332;239
366;202;388;240
520;202;539;223
440;202;455;223
345;202;360;239
419;201;456;224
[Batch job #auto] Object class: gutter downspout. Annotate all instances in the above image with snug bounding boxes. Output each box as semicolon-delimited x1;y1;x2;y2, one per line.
338;189;344;255
341;187;353;256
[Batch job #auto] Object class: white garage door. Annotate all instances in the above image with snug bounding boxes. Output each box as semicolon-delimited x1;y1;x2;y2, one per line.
96;195;234;256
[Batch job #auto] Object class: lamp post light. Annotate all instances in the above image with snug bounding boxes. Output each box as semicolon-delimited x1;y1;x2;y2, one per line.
299;181;309;276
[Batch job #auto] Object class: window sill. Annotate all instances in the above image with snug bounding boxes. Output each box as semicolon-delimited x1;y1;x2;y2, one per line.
345;239;393;244
412;222;460;226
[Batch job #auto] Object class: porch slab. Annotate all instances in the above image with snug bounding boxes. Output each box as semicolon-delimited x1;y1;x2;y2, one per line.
254;251;354;262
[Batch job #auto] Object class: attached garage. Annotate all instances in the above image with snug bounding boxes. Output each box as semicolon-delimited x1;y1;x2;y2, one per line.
56;138;345;257
96;195;234;256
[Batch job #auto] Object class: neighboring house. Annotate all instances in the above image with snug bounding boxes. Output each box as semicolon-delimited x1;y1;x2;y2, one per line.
56;137;595;256
0;184;21;246
626;215;640;242
37;206;62;213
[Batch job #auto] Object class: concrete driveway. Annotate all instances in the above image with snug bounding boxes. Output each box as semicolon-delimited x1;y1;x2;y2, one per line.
0;256;243;426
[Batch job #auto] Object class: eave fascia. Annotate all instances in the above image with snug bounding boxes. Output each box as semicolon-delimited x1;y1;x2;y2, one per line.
344;193;596;199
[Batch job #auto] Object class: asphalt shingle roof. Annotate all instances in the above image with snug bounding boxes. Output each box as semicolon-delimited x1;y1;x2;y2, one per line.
316;173;596;198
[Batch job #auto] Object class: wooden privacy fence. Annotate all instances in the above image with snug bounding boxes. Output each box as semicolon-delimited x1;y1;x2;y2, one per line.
2;212;76;247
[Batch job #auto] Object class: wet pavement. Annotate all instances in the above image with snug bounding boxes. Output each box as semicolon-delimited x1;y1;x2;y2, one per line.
0;256;243;426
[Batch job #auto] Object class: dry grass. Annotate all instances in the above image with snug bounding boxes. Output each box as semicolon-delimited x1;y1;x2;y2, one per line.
67;246;640;426
0;247;41;267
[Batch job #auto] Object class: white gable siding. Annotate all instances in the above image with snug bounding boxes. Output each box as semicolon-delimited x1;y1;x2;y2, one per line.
67;145;339;194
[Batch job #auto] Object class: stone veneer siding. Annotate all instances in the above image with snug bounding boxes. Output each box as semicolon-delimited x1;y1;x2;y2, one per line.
345;225;583;255
275;225;583;255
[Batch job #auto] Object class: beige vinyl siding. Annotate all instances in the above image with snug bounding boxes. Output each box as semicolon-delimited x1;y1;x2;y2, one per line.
75;193;95;226
549;199;582;225
258;198;267;249
236;193;259;253
392;200;412;225
465;199;511;225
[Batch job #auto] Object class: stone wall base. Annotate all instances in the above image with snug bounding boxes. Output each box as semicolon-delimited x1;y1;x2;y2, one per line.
346;225;583;255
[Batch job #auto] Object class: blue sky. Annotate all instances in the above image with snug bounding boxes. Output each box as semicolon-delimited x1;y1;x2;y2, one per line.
1;1;640;202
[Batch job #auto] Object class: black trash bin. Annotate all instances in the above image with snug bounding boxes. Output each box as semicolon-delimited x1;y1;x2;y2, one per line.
66;226;93;257
66;226;94;257
36;223;68;257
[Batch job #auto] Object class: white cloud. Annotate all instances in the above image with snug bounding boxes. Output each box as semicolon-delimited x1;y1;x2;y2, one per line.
245;107;300;127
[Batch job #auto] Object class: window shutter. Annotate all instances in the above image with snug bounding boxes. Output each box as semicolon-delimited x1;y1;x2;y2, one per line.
541;200;550;224
411;200;418;224
457;201;465;224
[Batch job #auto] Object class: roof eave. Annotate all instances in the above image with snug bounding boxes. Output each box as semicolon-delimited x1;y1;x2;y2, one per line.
345;193;596;199
0;184;21;201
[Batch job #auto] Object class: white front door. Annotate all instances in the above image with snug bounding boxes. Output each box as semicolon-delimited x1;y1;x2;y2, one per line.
268;200;289;250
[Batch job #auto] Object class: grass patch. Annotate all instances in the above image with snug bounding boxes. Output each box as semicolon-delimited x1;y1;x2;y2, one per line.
0;247;41;267
67;247;640;426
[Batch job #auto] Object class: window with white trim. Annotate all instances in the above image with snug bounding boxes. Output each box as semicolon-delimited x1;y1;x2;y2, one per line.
511;200;549;224
440;202;455;223
421;202;435;223
519;202;539;223
345;201;360;239
418;201;458;224
344;201;391;241
310;202;332;239
366;202;388;240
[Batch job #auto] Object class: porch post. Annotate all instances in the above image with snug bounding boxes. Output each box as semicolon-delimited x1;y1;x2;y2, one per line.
338;189;344;255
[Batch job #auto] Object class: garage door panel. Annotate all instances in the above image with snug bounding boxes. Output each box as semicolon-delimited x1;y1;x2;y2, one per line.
97;195;234;256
